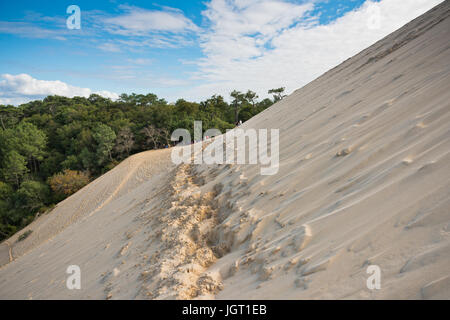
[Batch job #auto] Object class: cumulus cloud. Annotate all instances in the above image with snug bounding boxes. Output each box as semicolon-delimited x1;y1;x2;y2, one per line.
185;0;443;100
200;0;313;60
0;74;119;105
93;90;121;100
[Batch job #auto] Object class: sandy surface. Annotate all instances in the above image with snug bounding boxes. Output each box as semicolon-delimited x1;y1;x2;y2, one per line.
0;2;449;300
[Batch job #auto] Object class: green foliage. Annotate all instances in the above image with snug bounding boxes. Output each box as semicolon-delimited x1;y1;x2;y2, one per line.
0;181;13;200
14;122;47;162
230;90;245;124
93;124;116;165
16;180;50;212
1;151;28;187
0;181;15;238
17;229;32;242
0;89;276;240
268;87;287;102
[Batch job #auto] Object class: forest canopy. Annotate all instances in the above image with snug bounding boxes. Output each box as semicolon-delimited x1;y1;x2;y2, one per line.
0;89;282;240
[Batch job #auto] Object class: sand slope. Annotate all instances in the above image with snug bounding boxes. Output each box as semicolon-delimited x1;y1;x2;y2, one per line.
1;2;449;299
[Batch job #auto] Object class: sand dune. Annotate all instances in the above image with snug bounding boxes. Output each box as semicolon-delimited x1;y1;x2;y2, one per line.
0;2;449;299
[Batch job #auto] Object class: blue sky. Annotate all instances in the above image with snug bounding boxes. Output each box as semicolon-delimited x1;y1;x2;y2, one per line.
0;0;442;105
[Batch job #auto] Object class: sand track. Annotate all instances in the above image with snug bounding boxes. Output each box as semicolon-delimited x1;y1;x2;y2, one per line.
138;163;223;299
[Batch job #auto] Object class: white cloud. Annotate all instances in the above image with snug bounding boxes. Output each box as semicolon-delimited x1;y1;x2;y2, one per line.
0;21;68;40
0;6;199;51
98;42;122;52
127;58;153;65
0;74;119;105
186;0;443;101
91;6;200;51
103;5;199;36
94;90;120;100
